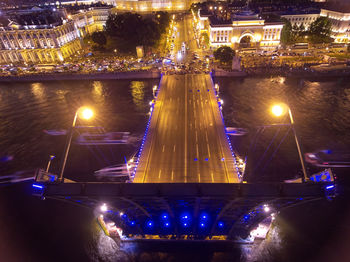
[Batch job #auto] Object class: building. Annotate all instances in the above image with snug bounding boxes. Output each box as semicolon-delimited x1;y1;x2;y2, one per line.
114;0;199;13
200;9;283;50
0;6;110;64
281;10;320;30
281;7;350;43
320;8;350;43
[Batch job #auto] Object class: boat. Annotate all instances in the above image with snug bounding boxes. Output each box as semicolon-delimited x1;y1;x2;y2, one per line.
76;132;130;145
94;164;131;181
305;150;350;168
225;127;248;136
43;129;67;135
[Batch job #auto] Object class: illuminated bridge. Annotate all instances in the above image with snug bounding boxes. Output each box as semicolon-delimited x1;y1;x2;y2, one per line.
32;73;336;242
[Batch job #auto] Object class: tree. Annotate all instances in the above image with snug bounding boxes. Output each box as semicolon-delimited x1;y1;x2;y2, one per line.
200;32;209;47
280;18;294;45
308;16;333;44
155;11;170;34
214;46;235;64
91;31;106;47
105;13;164;53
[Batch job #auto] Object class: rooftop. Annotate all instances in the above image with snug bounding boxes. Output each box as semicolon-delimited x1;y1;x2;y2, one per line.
0;7;65;29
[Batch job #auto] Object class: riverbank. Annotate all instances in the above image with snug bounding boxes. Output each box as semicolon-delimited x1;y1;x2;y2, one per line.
0;70;161;82
214;65;350;78
2;66;350;82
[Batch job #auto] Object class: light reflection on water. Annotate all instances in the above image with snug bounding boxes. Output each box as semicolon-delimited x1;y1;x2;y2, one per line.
0;76;349;182
0;79;158;179
216;76;350;182
131;81;146;111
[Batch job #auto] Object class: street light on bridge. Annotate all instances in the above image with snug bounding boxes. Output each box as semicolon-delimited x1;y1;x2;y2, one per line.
271;104;308;182
58;106;94;182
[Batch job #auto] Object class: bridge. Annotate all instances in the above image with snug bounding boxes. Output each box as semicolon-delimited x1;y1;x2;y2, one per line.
133;74;240;183
31;70;336;241
30;15;336;244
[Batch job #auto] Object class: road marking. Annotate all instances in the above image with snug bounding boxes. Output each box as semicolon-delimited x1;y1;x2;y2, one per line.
207;144;211;157
173;145;176;152
162;145;165;152
211;172;214;183
196;143;199;157
158;169;162;179
170;98;172;102
198;173;201;183
195;131;198;142
205;131;209;142
171;170;174;181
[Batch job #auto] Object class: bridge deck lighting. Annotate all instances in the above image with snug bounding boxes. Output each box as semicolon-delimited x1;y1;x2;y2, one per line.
32;183;43;189
218;222;224;228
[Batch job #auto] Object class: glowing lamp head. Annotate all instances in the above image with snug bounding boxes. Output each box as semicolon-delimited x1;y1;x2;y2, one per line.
100;203;107;212
79;107;93;120
271;105;284;117
264;205;270;212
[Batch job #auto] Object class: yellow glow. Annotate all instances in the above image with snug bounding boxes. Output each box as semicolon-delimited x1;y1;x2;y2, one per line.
271;105;284;117
79;107;94;120
254;34;262;42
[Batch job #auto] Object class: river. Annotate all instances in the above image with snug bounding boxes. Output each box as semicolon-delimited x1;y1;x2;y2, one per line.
0;75;349;262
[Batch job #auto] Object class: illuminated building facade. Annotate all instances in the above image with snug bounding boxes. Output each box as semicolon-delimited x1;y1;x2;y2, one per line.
282;8;350;43
0;7;110;64
320;9;350;43
200;10;283;50
281;11;319;30
114;0;198;12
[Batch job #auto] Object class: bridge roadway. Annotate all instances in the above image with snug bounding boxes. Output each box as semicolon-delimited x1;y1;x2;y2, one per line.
134;74;239;183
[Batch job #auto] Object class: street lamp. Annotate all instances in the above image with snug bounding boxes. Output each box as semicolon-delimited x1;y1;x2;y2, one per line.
271;104;308;182
58;106;94;182
45;155;55;173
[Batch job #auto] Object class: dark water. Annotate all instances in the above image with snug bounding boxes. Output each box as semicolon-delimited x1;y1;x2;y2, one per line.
0;79;158;179
216;76;350;182
1;76;350;262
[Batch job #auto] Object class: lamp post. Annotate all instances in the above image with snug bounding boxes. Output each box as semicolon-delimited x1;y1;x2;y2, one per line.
271;104;308;182
46;155;55;173
58;107;93;182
